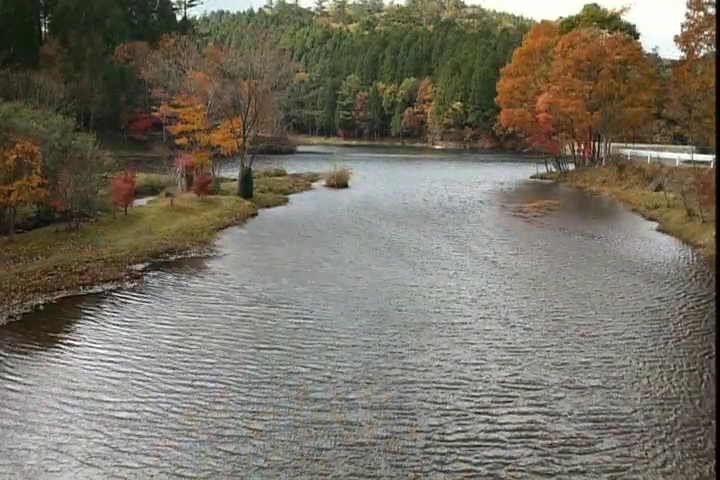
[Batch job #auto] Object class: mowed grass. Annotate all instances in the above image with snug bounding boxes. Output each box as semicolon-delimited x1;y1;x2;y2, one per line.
1;172;321;318
540;161;715;260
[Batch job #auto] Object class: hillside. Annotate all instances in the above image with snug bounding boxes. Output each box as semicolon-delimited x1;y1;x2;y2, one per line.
193;1;533;144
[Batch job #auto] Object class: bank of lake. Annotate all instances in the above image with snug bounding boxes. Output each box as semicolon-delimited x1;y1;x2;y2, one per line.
0;172;321;322
531;162;715;261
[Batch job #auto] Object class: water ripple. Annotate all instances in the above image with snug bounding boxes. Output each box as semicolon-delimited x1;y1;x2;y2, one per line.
0;152;715;478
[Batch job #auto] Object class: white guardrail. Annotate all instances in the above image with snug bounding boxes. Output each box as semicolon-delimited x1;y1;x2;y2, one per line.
618;148;715;167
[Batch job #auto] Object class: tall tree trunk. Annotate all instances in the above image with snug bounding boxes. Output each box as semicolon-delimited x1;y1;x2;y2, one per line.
34;0;42;56
660;170;670;207
8;207;15;241
591;136;596;164
680;189;691;217
184;167;194;191
695;185;705;222
604;137;611;164
143;80;150;112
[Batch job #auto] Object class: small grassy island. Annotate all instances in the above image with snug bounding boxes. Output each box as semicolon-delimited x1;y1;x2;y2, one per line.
324;167;352;189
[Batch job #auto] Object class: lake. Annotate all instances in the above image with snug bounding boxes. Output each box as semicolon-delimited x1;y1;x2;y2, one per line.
1;147;715;478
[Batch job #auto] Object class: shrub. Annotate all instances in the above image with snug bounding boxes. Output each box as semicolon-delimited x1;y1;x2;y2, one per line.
0;101;108;231
111;168;136;215
324;167;351;189
192;170;212;198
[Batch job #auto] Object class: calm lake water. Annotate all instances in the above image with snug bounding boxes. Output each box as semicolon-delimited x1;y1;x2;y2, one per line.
1;147;715;478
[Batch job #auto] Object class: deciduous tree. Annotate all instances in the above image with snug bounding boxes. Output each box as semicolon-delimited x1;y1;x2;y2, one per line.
495;21;560;162
192;169;212;197
111;168;136;215
548;28;655;164
213;26;291;199
0;137;46;239
669;0;716;150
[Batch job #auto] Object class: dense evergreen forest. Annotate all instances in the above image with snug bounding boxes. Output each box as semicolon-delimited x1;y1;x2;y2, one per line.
193;1;533;144
0;0;200;131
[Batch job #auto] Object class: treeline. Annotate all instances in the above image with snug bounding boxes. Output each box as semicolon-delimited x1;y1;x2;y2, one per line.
0;0;204;236
0;0;301;237
193;0;533;145
2;0;708;150
496;1;715;171
0;0;204;131
192;2;709;148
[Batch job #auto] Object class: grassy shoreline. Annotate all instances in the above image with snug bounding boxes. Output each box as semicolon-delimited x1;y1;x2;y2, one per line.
532;163;715;261
1;172;321;322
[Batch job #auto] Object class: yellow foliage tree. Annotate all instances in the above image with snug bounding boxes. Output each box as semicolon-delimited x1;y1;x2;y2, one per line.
0;138;46;240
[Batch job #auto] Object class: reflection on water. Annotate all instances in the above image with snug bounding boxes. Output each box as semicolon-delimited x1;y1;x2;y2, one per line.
0;149;715;479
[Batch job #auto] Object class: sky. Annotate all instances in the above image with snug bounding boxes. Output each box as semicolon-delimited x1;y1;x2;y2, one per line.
200;0;687;58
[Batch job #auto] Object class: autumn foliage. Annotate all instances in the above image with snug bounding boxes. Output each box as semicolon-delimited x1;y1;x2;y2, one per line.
668;0;716;148
125;111;157;140
192;170;212;197
496;17;656;170
143;29;291;199
111;168;137;215
0;137;46;238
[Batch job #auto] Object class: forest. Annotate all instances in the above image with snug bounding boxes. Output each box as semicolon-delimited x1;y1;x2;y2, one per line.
193;0;533;144
192;1;713;150
0;0;715;236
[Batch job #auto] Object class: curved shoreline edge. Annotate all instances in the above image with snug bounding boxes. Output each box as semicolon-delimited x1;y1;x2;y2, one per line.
531;167;715;262
1;173;321;325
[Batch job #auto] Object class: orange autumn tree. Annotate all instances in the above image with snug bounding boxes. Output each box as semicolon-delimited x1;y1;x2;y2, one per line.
400;78;434;140
166;93;211;190
143;35;217;190
548;28;655;165
534;90;590;169
0;137;46;240
143;35;182;144
166;47;224;190
496;15;655;169
669;0;716;151
495;21;564;169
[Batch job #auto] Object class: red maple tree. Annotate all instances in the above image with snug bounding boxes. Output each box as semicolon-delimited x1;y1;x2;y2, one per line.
192;170;212;198
125;111;157;140
111;168;137;215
